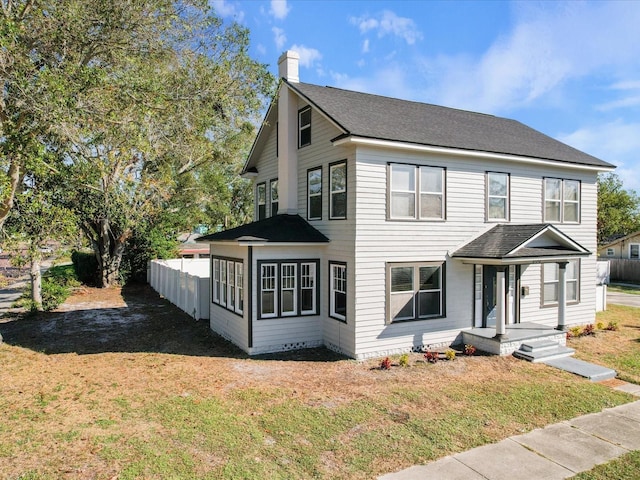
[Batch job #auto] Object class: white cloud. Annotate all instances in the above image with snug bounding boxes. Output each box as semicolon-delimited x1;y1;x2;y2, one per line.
598;80;640;111
272;27;286;50
270;0;290;20
350;10;422;45
362;39;370;54
210;0;244;21
558;120;640;190
289;45;322;68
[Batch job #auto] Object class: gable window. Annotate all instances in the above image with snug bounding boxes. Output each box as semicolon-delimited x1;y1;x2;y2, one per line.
487;172;509;221
330;262;347;321
211;257;243;315
270;179;279;216
543;260;579;306
299;106;311;147
330;161;347;219
258;260;319;319
256;182;266;220
389;164;445;220
544;178;580;223
606;248;615;257
308;167;322;220
387;262;445;322
631;244;640;259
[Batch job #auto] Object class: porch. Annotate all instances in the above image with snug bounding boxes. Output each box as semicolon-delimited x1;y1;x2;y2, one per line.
462;322;568;356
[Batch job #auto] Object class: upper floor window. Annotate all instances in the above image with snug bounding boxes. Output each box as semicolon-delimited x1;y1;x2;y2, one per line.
330;262;347;321
299;106;311;148
387;262;445;322
631;244;640;259
487;172;509;221
270;179;279;217
256;182;266;220
330;161;347;219
542;260;579;306
308;167;322;220
544;178;580;223
389;164;445;220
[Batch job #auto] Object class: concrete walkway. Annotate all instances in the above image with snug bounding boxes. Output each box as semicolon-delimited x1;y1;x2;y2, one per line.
0;279;27;313
380;384;640;480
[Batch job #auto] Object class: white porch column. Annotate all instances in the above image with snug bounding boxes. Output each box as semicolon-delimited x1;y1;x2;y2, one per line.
494;266;508;339
556;261;569;331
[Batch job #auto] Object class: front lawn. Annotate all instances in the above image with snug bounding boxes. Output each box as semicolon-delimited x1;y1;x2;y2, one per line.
0;285;637;479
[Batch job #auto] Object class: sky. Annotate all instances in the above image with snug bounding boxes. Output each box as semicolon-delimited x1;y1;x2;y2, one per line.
211;0;640;191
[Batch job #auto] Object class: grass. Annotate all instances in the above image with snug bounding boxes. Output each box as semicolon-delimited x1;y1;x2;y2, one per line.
570;451;640;479
0;285;638;479
608;283;640;295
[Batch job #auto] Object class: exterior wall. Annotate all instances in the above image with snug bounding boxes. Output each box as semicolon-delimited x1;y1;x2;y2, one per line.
351;145;600;358
598;232;640;259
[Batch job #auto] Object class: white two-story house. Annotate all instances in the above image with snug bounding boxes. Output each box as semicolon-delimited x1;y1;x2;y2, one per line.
197;51;615;359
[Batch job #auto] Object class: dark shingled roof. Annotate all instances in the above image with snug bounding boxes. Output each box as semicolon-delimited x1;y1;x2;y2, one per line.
288;81;613;168
196;214;329;244
452;224;589;260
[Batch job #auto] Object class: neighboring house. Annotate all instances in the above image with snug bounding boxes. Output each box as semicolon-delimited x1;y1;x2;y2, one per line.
177;232;209;259
598;231;640;260
196;51;615;359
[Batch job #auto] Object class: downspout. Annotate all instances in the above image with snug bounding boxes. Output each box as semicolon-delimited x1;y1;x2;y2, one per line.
248;246;253;349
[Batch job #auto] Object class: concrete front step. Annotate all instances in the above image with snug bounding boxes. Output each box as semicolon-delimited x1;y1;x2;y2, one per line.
544;357;617;382
513;340;575;363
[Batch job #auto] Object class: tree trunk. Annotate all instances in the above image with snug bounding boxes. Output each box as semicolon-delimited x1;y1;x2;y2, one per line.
0;160;22;231
85;217;129;288
30;254;42;310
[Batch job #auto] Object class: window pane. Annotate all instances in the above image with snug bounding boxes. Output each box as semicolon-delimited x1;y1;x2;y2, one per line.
420;167;442;193
392;165;415;191
391;267;413;292
567;281;577;302
544;283;558;303
564;180;579;201
566;261;578;280
631;245;640;259
564;203;578;222
262;291;275;314
489;173;507;196
300;108;311;126
335;292;346;316
420;193;442;218
488;197;506;219
257;184;266;203
301;289;313;312
331;163;346;191
546;179;561;200
309;195;322;219
331;191;346;218
309;169;321;194
419;266;440;290
391;192;415;217
545;202;561;222
282;290;294;312
300;127;311;146
391;292;414;320
419;291;440;317
544;263;558;281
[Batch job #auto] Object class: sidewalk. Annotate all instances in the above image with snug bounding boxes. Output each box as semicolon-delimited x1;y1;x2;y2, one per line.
0;278;27;313
380;383;640;480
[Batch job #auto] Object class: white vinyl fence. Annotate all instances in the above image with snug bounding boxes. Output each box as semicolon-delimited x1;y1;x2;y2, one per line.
148;259;210;320
595;261;610;313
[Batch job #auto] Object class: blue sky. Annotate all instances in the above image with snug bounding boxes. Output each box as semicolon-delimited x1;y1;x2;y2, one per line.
211;0;640;191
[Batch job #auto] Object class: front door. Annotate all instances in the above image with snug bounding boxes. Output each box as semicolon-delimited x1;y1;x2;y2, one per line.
483;266;498;327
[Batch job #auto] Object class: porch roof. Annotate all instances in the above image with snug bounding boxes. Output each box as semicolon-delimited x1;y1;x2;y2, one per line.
195;214;330;244
451;223;591;264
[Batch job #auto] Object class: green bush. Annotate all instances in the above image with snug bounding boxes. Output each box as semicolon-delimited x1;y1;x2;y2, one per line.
71;250;98;285
15;265;80;312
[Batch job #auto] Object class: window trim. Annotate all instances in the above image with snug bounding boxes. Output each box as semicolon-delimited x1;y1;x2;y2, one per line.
386;261;446;323
280;263;297;317
257;259;320;319
307;166;323;220
329;160;347;220
630;244;640;259
486;171;510;222
298;106;311;148
388;163;446;221
541;260;580;307
543;178;581;224
329;261;347;322
256;182;266;220
270;178;279;217
211;256;243;316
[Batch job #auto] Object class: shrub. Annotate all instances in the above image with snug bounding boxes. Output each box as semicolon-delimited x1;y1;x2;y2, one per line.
569;326;583;338
606;321;619;331
398;353;410;367
596;321;605;330
380;357;392;370
583;324;596;336
424;351;439;363
16;265;79;312
71;250;98;285
464;344;476;356
445;349;456;361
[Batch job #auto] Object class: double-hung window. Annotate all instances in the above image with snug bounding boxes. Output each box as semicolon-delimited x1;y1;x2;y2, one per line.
211;257;243;315
330;262;347;321
256;183;266;220
330;161;347;219
258;260;319;319
270;179;279;216
299;106;311;147
389;164;445;220
487;172;509;221
544;178;580;223
630;244;640;259
387;262;445;322
308;167;322;220
542;260;579;306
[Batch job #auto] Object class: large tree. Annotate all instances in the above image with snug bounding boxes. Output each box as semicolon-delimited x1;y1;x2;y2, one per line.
2;0;274;287
597;173;640;244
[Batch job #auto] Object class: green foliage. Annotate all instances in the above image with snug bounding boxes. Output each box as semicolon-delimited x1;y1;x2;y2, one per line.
16;265;79;311
445;349;456;360
71;251;99;285
398;353;410;367
597;173;640;243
